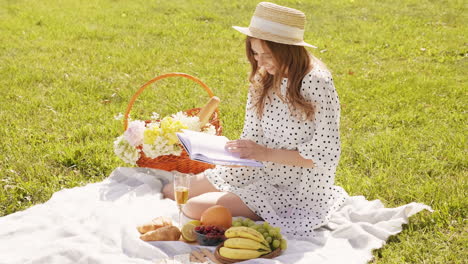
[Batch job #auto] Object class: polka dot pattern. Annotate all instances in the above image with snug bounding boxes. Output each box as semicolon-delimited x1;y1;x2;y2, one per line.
205;63;348;239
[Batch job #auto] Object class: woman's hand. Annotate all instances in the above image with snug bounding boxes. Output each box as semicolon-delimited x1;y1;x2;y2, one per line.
225;139;268;161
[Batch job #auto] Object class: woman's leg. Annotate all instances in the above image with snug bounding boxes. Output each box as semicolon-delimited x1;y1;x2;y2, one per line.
182;192;263;221
162;172;219;200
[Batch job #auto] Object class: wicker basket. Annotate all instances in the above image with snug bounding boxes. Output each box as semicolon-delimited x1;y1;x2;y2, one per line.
123;73;222;174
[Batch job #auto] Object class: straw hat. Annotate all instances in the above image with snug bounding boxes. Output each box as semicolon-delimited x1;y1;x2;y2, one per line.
233;2;316;48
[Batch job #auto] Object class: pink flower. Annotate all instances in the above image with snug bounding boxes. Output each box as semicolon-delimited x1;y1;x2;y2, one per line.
124;120;145;147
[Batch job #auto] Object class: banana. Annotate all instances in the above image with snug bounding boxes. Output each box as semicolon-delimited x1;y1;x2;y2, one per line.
219;247;266;260
224;238;271;252
225;227;267;245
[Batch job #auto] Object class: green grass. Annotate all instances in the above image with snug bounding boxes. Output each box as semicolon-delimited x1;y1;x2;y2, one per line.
0;0;466;263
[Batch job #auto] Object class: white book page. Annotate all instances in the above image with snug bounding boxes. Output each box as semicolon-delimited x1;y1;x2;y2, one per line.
178;130;228;157
177;130;264;167
191;133;230;158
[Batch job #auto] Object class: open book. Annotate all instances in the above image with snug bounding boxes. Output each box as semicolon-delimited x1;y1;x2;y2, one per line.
176;130;264;167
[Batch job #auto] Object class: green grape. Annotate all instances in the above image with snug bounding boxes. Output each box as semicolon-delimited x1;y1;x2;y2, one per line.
262;232;269;238
244;219;254;226
280;239;287;250
263;221;270;229
277;233;282;239
273;227;281;233
242;218;251;226
250;225;259;230
272;239;280;249
258;228;266;234
266;236;272;243
232;221;242;227
268;229;277;237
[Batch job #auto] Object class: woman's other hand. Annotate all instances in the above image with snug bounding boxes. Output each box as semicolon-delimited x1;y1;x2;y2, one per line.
225;139;268;161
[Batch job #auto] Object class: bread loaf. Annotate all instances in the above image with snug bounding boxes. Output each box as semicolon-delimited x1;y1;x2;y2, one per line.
137;216;172;234
140;225;181;241
197;96;220;128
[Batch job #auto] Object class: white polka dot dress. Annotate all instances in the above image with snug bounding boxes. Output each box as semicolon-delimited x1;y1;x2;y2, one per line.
204;63;348;239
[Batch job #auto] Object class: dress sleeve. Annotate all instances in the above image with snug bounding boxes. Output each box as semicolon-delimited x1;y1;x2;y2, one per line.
297;73;341;169
240;85;264;144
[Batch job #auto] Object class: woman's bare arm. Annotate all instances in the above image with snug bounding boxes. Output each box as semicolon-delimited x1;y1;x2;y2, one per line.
226;139;314;168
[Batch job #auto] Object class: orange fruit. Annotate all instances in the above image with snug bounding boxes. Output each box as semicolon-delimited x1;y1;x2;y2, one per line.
200;205;232;229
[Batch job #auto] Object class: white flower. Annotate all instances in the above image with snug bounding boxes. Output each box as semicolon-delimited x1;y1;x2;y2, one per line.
142;136;182;158
172;111;201;132
150;112;160;120
124;120;146;147
203;124;216;135
146;122;160;132
114;135;140;165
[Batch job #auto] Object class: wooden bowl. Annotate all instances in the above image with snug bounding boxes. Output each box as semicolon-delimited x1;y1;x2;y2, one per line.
214;242;281;263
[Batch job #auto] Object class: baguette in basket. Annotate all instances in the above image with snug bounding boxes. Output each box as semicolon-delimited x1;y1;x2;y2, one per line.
198;96;220;127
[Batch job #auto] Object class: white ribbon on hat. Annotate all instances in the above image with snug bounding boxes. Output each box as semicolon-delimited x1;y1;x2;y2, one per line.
249;16;305;41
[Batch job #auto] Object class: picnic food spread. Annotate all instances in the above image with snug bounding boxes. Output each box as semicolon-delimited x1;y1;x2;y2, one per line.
137;205;287;262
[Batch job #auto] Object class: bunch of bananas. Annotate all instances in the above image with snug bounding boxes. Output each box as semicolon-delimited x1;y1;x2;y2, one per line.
219;227;272;260
232;218;287;251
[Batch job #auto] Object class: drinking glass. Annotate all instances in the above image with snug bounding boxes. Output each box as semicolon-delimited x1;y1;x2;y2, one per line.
173;172;190;227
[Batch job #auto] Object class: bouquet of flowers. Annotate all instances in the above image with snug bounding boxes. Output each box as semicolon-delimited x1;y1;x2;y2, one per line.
114;111;216;165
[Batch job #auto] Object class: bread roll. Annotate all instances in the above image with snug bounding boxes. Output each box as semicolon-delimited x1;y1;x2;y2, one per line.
137;216;172;234
140;225;181;241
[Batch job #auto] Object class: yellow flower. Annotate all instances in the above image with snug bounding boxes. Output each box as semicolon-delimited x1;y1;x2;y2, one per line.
143;125;160;144
160;117;188;145
160;116;174;131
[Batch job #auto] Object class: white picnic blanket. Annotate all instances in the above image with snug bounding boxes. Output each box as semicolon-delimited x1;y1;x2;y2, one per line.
0;167;432;264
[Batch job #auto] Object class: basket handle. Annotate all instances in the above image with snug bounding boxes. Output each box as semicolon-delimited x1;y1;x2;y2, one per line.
123;73;216;131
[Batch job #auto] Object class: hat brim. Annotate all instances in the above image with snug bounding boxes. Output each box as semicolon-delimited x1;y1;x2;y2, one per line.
232;26;317;48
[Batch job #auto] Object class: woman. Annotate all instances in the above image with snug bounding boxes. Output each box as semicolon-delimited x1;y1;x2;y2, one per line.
163;2;348;239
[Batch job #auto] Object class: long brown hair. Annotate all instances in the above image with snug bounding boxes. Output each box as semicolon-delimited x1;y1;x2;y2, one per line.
246;36;316;120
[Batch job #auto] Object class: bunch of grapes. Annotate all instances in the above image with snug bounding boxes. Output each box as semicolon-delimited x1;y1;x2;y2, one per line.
232;218;287;250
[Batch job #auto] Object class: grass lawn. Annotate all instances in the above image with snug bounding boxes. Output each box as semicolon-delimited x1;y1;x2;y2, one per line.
0;0;466;263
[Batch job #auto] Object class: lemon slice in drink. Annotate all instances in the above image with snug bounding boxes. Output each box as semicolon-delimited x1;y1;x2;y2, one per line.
181;221;201;242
